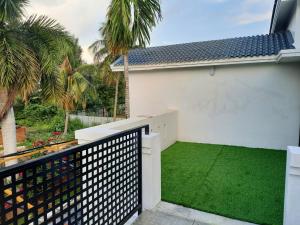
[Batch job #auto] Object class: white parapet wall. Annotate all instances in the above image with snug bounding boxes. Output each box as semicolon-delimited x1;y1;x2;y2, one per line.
284;146;300;225
75;110;176;213
70;114;123;126
75;110;177;150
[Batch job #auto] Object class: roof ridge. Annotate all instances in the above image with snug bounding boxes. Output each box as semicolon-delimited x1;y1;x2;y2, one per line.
131;31;291;52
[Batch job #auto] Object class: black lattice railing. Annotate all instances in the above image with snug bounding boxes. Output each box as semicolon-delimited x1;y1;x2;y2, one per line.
0;125;149;225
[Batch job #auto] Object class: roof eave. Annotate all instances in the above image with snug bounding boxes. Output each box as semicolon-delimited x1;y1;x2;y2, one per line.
270;0;280;34
111;55;278;72
277;49;300;62
111;50;300;72
270;0;297;34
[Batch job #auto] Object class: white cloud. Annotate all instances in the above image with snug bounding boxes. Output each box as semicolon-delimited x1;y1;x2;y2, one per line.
236;10;272;25
26;0;110;63
234;0;273;25
244;0;271;4
208;0;227;3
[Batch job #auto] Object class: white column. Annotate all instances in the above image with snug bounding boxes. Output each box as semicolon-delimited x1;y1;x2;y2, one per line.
284;146;300;225
142;133;161;210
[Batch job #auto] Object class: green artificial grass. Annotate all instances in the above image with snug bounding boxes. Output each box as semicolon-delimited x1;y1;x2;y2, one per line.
162;142;286;225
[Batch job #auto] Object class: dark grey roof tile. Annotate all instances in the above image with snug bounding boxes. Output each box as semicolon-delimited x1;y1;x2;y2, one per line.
113;31;295;67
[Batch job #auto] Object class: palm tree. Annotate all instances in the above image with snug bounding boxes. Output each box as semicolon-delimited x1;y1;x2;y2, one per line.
89;39;121;121
0;0;74;165
59;57;94;135
76;64;100;111
102;0;162;118
101;56;121;121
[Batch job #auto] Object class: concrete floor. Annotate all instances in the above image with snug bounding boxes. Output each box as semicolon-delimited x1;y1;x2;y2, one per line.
133;211;207;225
133;202;257;225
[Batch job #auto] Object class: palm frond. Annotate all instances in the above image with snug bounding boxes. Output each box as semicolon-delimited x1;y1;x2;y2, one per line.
0;12;77;119
22;15;74;76
132;0;162;47
102;0;132;55
89;40;105;54
56;56;95;111
0;0;29;22
100;55;119;86
19;15;76;104
40;70;64;103
61;56;73;76
72;72;89;96
89;39;109;63
100;0;162;54
0;26;40;91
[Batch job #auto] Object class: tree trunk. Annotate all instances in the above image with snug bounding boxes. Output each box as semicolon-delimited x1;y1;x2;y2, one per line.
63;111;69;135
0;89;17;167
124;54;130;118
113;73;120;121
24;93;29;106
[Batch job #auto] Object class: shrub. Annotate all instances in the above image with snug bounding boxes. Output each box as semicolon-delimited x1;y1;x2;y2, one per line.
49;114;65;132
48;116;85;133
69;118;86;132
16;104;61;127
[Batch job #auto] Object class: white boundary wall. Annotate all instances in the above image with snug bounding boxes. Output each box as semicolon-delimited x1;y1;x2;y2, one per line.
129;63;300;149
284;146;300;225
70;114;123;126
75;110;177;150
75;113;170;216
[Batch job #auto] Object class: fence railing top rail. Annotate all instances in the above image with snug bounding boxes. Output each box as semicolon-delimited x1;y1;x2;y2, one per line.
0;124;150;175
1;122;145;225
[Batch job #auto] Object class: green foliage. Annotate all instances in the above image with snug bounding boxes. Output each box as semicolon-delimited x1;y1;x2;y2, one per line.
69;118;86;132
102;0;162;54
68;38;82;67
48;113;65;132
162;142;286;225
59;57;95;111
16;104;60;126
15;102;86;148
76;64;125;115
16;103;86;132
0;0;29;22
48;116;85;133
0;0;78;120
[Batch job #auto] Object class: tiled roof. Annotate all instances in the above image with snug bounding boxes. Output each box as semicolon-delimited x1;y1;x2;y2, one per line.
113;31;295;66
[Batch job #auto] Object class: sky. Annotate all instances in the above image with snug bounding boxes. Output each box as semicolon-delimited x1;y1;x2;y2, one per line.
26;0;275;63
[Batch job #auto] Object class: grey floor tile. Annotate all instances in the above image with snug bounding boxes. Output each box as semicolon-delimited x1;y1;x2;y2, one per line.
192;222;211;225
133;211;195;225
155;202;257;225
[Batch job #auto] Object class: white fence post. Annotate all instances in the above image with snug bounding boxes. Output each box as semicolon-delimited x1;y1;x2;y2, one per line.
284;146;300;225
75;119;164;213
142;133;161;210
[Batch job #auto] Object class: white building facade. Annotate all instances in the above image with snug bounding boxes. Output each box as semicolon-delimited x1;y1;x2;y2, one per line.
128;63;300;149
112;0;300;150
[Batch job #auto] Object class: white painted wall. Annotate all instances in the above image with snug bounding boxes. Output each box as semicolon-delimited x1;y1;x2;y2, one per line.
129;62;300;149
284;146;300;225
70;114;123;126
75;110;177;150
288;0;300;48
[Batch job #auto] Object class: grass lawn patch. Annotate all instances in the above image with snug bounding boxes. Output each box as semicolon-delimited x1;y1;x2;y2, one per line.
162;142;286;225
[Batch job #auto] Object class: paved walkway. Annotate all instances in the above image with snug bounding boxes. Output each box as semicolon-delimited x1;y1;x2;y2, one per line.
133;202;257;225
133;210;206;225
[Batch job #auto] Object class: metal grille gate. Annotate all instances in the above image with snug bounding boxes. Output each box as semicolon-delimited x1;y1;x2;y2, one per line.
0;125;149;225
